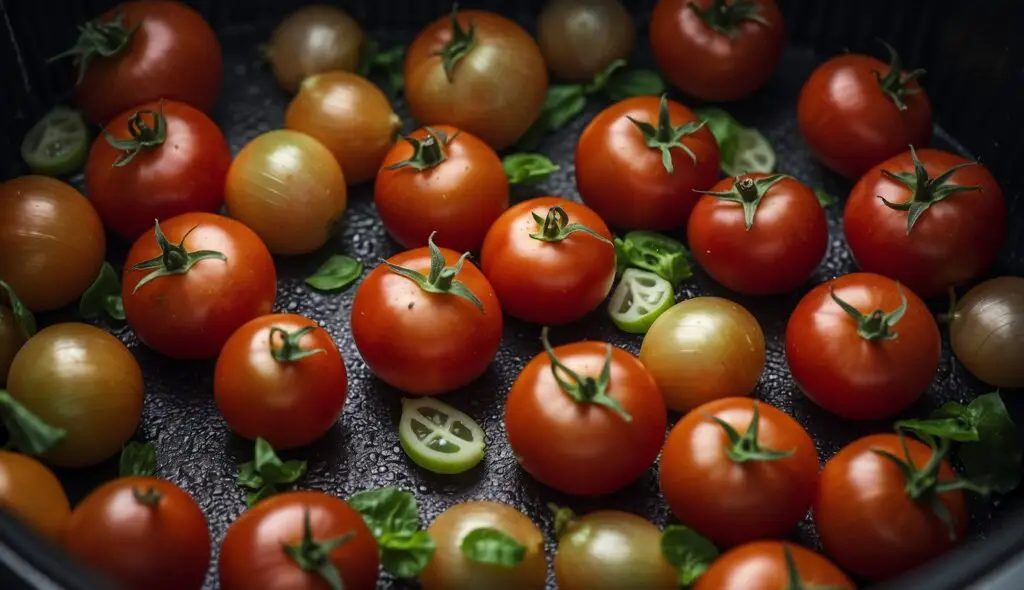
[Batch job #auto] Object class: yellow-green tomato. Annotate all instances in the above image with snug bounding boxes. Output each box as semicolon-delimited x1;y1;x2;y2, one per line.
949;276;1024;388
640;297;765;412
0;305;25;386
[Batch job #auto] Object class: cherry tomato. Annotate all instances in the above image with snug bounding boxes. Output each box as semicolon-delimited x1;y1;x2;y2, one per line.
268;5;364;94
786;272;940;420
815;433;969;581
122;213;277;360
0;451;70;543
86;100;232;241
405;8;548;150
688;173;828;295
0;176;105;312
351;236;502;396
695;541;855;590
505;329;667;496
215;314;348;450
59;0;222;125
575;95;719;230
798;42;932;179
480;197;615;325
64;476;209;590
844;147;1005;298
650;0;784;101
537;0;635;83
220;491;379;590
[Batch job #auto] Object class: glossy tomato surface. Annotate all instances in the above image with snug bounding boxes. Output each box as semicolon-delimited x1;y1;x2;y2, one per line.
0;451;70;543
695;541;855;590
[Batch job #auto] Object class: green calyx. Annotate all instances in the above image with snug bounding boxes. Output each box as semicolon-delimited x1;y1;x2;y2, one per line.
540;327;632;423
627;95;705;174
282;508;354;590
530;206;612;245
781;545;848;590
49;11;138;83
878;146;981;235
696;174;787;230
689;0;770;36
436;4;476;83
386;128;459;172
270;326;326;363
382;232;484;312
707;402;794;463
0;391;66;456
830;285;907;342
131;220;227;293
875;40;926;112
104;104;167;168
131;486;163;507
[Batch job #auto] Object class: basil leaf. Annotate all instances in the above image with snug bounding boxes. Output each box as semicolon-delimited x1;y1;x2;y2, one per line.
79;261;125;321
661;525;719;587
306;255;363;292
542;85;587;132
119;441;156;477
960;392;1022;493
582;59;626;95
236;437;307;506
694;107;740;166
0;281;35;339
502;153;559;185
359;40;405;95
460;527;526;567
604;68;665;102
897;401;979;442
0;391;66;456
616;230;693;287
350;488;434;578
380;530;436;579
814;188;836;207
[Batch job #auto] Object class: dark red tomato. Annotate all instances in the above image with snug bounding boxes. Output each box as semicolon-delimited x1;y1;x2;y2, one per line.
650;0;784;101
479;197;615;325
122;213;277;360
575;96;719;230
220;491;379;590
798;44;932;179
64;476;210;590
86;100;231;241
59;0;222;125
786;272;940;420
375;125;508;252
659;398;818;547
351;238;502;396
844;147;1005;298
215;314;348;450
687;173;827;295
695;541;855;590
815;434;968;581
505;330;667;496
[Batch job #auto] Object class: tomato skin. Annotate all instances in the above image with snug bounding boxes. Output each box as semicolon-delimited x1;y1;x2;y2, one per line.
575;97;719;230
376;126;509;252
64;476;210;590
695;541;855;590
650;0;784;101
843;149;1005;298
122;213;277;360
659;398;818;547
798;54;932;179
814;434;967;581
351;247;502;396
505;341;667;496
86;100;231;241
72;1;222;125
215;314;348;450
220;491;379;590
0;451;71;543
480;197;616;325
687;174;828;295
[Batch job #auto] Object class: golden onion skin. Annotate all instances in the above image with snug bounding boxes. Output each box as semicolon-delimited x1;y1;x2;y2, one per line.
950;277;1024;388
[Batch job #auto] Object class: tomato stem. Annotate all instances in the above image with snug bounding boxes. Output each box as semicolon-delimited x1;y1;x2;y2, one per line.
695;174;787;230
706;402;794;463
626;95;705;174
829;285;907;341
131;486;163;507
381;232;484;311
547;503;577;539
0;391;67;456
874;39;926;112
437;3;476;83
48;11;138;84
103;102;168;168
130;221;228;293
270;326;326;363
529;206;612;245
937;287;960;324
385;128;458;172
282;508;353;590
540;327;632;423
689;0;771;37
877;146;982;235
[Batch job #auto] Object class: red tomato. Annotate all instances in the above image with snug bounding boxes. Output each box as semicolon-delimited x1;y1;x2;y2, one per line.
650;0;784;101
375;126;508;252
659;398;818;547
798;44;932;179
695;541;855;590
844;147;1005;298
505;330;667;496
815;433;968;581
480;197;616;325
215;314;348;450
86;100;231;241
351;238;502;396
687;174;828;295
60;0;222;125
220;491;379;590
122;213;277;360
0;451;71;543
64;476;210;590
575;96;719;230
785;272;940;420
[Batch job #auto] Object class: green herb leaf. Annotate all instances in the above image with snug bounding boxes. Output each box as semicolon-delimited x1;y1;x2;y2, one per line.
694;107;775;176
460;527;526;567
502;153;559;185
960;392;1022;493
305;255;363;292
814;187;836;207
79;261;125;321
0;281;35;339
661;525;719;587
614;231;693;287
236;437;307;506
542;85;588;131
604;68;665;102
0;391;66;456
380;530;435;579
582;59;626;95
695;107;741;165
349;487;435;578
897;403;979;442
359;40;406;95
119;441;156;477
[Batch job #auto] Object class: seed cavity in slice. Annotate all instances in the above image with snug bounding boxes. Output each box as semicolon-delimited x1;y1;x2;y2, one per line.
608;268;674;334
399;397;486;475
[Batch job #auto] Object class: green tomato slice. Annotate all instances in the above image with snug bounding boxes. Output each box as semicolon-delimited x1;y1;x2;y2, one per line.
608;269;675;334
21;107;89;176
722;127;775;176
398;397;486;475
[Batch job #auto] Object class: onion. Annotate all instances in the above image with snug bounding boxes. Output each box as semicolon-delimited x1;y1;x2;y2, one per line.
538;0;635;82
949;277;1024;388
268;5;365;94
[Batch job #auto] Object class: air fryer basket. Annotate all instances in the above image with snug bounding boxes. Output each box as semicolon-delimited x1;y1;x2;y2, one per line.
1;0;1023;588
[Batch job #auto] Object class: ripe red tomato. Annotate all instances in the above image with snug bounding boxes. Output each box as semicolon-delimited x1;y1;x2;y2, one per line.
86;100;231;241
351;238;502;396
695;541;854;590
215;314;348;450
687;174;828;295
505;330;667;496
376;126;508;252
480;197;616;325
844;147;1005;298
0;451;70;543
798;44;932;179
650;0;784;101
220;491;379;590
815;433;969;581
575;96;719;230
122;213;277;360
659;398;818;547
64;476;210;590
785;272;940;420
59;0;222;125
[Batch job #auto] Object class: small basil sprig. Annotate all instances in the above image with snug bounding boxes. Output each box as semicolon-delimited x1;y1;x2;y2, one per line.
349;487;435;579
614;231;693;287
0;391;66;456
460;527;526;567
79;261;125;321
358;40;405;95
0;280;35;339
119;441;156;477
306;255;363;292
236;437;307;506
502;153;559;185
661;525;719;586
815;187;836;207
694;107;775;176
